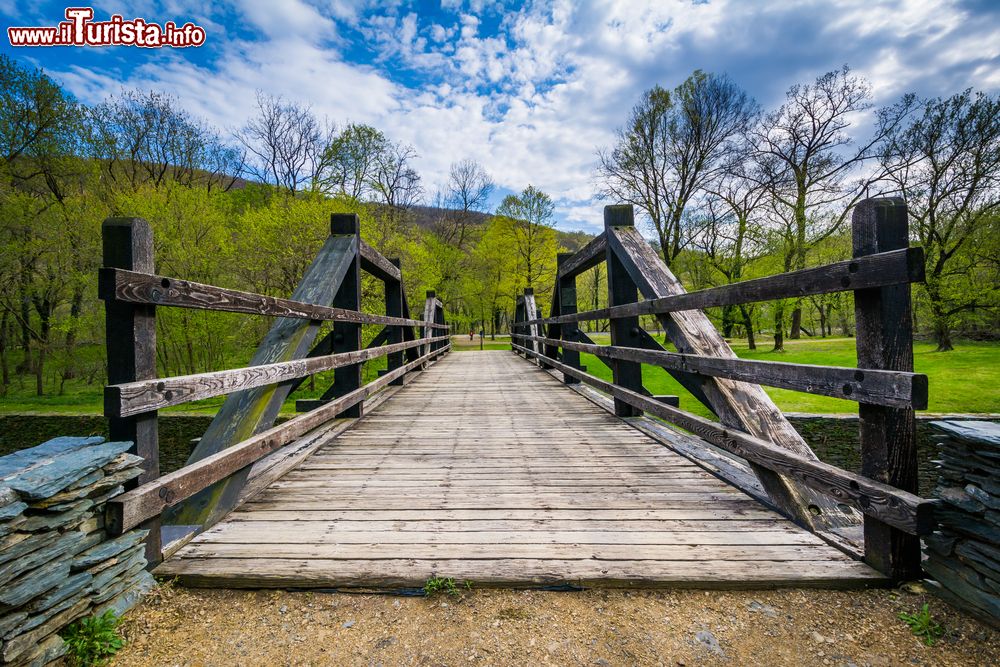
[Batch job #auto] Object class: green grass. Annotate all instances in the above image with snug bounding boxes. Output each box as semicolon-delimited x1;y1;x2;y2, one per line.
576;335;1000;416
1;337;996;416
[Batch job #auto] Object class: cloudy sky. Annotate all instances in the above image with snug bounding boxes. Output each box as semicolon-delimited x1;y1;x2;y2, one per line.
2;0;999;232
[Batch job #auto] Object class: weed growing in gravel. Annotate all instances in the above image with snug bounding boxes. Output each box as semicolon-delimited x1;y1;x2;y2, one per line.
899;603;945;646
423;576;471;597
61;610;125;666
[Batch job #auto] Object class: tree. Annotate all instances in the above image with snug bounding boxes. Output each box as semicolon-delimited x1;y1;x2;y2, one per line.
598;71;757;266
318;123;387;201
880;89;1000;350
235;91;333;195
749;66;914;345
495;185;558;293
436;159;493;249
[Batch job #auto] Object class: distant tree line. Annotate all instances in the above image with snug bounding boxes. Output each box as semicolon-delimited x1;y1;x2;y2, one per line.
1;53;997;401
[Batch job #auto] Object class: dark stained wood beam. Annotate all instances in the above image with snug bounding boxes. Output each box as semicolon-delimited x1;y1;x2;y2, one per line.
557;233;608;279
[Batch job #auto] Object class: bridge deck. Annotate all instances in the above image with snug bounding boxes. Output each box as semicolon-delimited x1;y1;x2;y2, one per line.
158;351;885;589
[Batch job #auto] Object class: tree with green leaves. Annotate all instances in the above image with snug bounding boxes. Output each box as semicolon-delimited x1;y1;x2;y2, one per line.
597;71;757;267
495;185;559;296
880;89;1000;351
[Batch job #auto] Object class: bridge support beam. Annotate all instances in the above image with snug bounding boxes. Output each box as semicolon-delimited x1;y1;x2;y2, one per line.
385;258;406;385
605;207;644;417
852;198;921;582
554;253;582;384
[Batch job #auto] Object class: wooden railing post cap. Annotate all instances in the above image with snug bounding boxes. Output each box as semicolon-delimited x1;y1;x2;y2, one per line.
330;213;360;235
524;287;534;296
389;257;401;268
604;205;635;227
852;198;908;253
557;252;574;266
101;217;153;271
426;290;436;298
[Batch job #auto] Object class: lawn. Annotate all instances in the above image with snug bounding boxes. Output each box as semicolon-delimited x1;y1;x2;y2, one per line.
1;336;996;417
575;335;999;417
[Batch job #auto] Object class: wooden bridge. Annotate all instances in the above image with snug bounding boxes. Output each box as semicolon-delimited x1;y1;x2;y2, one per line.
97;200;934;590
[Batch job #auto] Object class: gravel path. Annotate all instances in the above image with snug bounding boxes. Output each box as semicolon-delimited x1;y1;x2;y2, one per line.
112;584;998;666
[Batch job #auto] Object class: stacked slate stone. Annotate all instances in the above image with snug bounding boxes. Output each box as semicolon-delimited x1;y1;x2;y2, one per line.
924;421;1000;628
0;436;156;666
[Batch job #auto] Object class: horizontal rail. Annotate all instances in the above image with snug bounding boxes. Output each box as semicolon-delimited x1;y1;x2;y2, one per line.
525;247;924;327
98;268;451;330
516;334;928;409
511;342;933;535
360;241;401;282
106;342;451;535
558;232;607;279
106;335;452;417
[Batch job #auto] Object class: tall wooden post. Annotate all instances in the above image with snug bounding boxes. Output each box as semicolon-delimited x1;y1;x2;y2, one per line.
422;291;436;366
101;217;161;566
853;198;921;580
327;214;362;418
556;253;581;384
604;206;644;417
522;288;540;365
385;258;405;385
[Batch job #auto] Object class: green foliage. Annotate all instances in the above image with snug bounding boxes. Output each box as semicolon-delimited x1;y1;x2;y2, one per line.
61;610;125;666
423;576;470;597
899;603;945;646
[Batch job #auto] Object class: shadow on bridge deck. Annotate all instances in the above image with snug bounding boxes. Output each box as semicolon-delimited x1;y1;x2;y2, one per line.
157;352;885;590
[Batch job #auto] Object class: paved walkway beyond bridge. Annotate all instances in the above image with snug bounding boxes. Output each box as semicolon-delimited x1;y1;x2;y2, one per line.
157;352;885;589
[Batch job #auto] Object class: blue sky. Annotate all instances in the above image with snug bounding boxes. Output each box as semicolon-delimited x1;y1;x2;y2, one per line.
2;0;999;233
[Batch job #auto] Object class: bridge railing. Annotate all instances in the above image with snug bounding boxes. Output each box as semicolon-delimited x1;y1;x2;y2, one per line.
98;213;450;564
511;198;931;581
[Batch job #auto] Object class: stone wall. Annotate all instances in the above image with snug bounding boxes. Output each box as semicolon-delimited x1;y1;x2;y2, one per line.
0;437;155;666
924;421;1000;628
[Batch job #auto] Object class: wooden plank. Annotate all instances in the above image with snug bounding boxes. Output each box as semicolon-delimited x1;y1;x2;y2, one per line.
155;557;885;589
526;247;924;327
101;217;161;565
852;198;922;580
107;336;448;417
109;344;443;535
513;343;933;535
557;232;608;279
98;268;449;330
384;258;405;383
520;334;927;409
359;241;401;282
604;211;859;535
605;208;644;417
326;227;363;418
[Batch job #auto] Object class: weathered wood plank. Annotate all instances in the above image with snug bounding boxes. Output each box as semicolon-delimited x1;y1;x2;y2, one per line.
852;198;922;581
107;336;449;417
513;343;932;535
359;241;401;282
519;334;927;409
557;232;608;279
98;268;450;330
527;247;924;327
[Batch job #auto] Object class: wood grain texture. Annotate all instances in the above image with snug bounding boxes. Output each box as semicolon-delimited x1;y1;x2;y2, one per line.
513;343;932;536
519;334;926;409
107;336;449;417
159;351;884;589
526;247;923;327
359;241;401;282
99;268;450;330
557;232;608;279
606;222;861;537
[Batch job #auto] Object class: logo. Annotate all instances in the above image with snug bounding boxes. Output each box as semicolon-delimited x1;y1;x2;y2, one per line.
8;7;206;48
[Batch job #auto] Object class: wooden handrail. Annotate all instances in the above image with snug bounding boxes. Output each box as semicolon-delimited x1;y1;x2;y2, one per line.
523;247;923;327
99;268;452;330
106;343;450;535
512;342;933;536
514;333;927;409
106;335;452;417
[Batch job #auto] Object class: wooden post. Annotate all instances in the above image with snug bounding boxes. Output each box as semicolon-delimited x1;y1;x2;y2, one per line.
326;214;363;418
513;296;526;356
385;258;405;386
522;288;540;365
556;253;581;384
101;217;161;566
422;291;436;366
853;197;921;580
604;206;644;417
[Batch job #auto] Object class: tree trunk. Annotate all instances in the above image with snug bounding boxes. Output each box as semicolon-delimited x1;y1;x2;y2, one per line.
0;310;9;393
933;311;954;352
790;306;802;339
772;304;785;352
740;306;756;351
17;300;32;374
721;304;735;338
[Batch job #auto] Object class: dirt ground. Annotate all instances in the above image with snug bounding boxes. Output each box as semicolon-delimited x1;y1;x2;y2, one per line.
112;584;999;667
